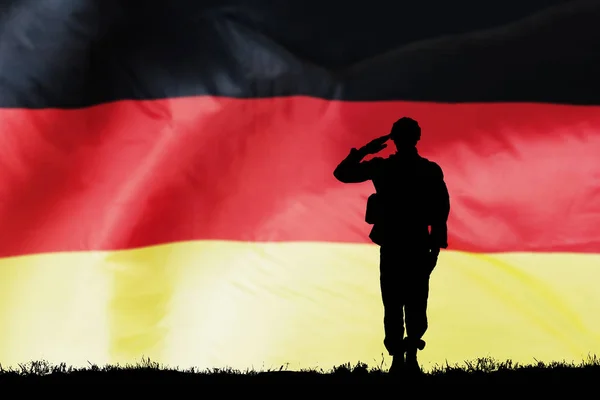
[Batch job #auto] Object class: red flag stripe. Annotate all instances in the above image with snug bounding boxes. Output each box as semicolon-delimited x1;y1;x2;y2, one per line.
0;96;598;257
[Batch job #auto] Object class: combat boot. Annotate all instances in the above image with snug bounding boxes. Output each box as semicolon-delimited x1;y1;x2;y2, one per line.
387;341;406;375
404;338;425;375
388;354;405;375
404;348;421;374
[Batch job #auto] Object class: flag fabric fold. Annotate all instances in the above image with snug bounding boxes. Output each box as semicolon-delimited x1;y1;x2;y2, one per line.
0;0;599;370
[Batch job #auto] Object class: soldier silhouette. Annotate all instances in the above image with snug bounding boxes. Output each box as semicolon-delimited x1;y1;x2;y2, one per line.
333;117;450;375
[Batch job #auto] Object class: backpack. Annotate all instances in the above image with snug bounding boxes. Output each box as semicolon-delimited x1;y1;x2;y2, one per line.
365;193;380;224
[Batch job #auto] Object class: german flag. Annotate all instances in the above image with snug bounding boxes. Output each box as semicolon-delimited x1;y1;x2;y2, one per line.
0;0;599;371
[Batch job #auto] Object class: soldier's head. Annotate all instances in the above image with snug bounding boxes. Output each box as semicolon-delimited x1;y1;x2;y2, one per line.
390;117;421;149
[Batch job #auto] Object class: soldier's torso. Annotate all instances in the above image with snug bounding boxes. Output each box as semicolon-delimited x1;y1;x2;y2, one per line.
369;153;436;246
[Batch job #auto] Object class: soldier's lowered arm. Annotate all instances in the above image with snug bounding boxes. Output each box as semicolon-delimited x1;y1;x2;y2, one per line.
429;164;451;250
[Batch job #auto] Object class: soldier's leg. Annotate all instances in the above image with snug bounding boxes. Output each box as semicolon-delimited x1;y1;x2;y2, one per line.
404;274;429;342
404;265;430;372
379;246;405;356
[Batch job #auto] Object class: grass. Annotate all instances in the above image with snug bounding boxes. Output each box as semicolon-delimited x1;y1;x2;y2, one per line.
1;354;598;385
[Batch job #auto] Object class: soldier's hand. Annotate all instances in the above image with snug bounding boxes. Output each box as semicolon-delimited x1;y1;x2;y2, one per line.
362;135;389;154
427;248;440;275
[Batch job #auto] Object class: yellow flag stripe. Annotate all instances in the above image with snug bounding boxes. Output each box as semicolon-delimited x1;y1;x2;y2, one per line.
0;241;598;371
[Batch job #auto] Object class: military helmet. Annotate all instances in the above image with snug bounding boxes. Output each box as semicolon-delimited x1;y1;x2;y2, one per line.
390;117;421;144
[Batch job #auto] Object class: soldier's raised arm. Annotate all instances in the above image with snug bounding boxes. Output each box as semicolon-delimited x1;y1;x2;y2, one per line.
333;135;388;183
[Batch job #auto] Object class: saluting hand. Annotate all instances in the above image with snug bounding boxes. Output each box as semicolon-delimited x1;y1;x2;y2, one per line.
361;135;390;154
